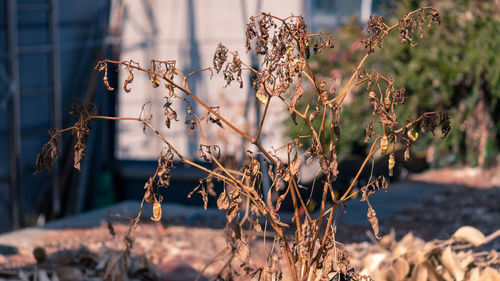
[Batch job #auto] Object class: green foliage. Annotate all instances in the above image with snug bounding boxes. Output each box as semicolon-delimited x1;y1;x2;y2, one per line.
285;19;369;159
291;0;500;166
379;0;500;166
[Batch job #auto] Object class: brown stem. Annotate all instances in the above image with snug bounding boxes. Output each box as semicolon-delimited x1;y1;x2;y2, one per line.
291;179;312;223
278;96;323;153
328;7;434;107
195;246;230;281
319;104;327;152
253;95;271;142
288;178;303;274
305;177;331;272
90;116;239;186
340;140;381;201
99;59;277;165
305;61;325;105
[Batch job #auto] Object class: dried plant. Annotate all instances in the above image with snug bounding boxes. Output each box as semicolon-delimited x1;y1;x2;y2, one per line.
36;7;452;280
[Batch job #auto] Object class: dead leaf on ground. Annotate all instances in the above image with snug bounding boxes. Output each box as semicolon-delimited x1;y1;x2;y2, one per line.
452;226;486;247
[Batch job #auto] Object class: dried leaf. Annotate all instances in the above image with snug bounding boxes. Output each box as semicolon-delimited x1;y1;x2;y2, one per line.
388;153;395;177
226;202;239;223
267;163;274;179
70;102;96;171
274;193;286;212
289;76;304;121
143;181;155;204
468;268;481;281
157;148;174;188
256;89;268;105
236;238;250;264
97;62;114;91
481;267;500;281
392;257;409;280
441;246;464;281
209;114;223;128
408;129;419;141
365;122;375;143
213;43;228;73
303;155;313;165
319;154;329;175
35;129;59;173
200;188;208;210
289;154;301;177
367;202;380;239
151;201;162;222
452;226;486;247
198;145;210;162
404;144;411;161
411;262;428;281
123;69;134;93
163;97;178;129
254;222;262;232
249;158;260;176
385;268;399;281
151;77;161;88
217;189;230;210
381;135;389;154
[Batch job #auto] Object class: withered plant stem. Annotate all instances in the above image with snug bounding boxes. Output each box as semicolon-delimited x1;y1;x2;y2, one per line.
36;7;448;280
100;59;277;165
330;7;435;107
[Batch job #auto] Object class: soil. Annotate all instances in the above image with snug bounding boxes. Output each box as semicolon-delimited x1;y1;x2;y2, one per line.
0;167;499;280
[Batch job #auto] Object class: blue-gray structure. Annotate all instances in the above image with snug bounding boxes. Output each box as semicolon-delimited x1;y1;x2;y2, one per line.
0;0;116;232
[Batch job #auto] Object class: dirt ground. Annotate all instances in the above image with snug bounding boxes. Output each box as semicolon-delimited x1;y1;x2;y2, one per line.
0;167;499;280
403;165;500;241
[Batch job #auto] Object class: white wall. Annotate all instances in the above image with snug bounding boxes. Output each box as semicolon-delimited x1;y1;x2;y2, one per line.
116;0;303;160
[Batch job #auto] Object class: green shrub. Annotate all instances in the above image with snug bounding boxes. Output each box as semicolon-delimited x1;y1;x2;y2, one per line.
293;0;499;167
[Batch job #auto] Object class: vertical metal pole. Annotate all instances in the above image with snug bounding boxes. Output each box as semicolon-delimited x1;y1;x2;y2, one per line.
302;0;313;30
49;0;62;216
240;0;270;200
360;0;373;22
185;0;200;157
7;0;21;229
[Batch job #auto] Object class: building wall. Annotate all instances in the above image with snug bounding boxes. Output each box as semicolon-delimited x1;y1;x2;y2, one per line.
117;0;303;160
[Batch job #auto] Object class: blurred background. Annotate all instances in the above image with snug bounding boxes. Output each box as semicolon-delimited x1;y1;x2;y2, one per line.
0;0;498;233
